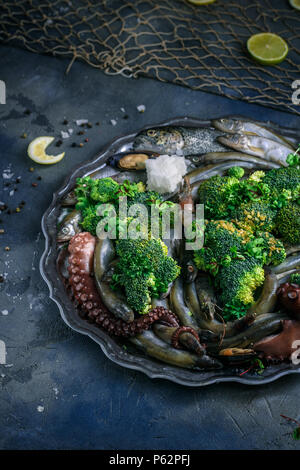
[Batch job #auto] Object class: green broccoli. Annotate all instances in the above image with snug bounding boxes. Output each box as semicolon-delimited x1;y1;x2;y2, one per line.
245;232;286;266
216;256;265;318
194;247;219;276
79;204;101;235
112;238;180;314
233;201;277;233
90;177;119;203
193;220;250;275
262;167;300;207
290;273;300;286
228;166;245;179
286;145;300;168
248;171;265;183
275;203;300;245
124;276;153;315
74;176;95;200
114;179;145;199
198;175;240;219
127;190;163;209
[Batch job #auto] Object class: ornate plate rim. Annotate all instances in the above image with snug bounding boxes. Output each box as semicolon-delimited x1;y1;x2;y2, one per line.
40;116;300;387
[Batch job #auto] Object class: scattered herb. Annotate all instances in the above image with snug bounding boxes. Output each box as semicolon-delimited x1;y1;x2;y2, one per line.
281;415;300;440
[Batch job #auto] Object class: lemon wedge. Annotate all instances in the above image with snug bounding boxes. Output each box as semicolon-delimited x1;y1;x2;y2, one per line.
247;33;288;65
289;0;300;10
187;0;216;4
27;136;65;165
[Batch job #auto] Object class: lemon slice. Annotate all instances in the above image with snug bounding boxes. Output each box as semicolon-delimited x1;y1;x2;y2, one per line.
27;136;65;165
187;0;216;5
247;33;288;65
290;0;300;10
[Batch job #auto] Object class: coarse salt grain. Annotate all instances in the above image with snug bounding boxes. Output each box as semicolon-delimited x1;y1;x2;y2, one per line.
145;154;187;194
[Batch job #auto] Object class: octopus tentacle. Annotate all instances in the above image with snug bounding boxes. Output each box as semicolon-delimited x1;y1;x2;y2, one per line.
253;319;300;361
67;232;179;337
277;282;300;319
171;326;200;349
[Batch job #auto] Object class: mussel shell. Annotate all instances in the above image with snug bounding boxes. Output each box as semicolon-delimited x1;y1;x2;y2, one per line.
108;151;159;171
216;349;257;365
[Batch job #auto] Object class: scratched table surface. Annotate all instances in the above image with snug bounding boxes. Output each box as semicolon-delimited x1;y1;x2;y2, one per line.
0;45;299;450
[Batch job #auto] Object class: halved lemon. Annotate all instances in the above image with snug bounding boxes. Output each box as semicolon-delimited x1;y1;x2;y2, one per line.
290;0;300;10
27;136;65;165
187;0;216;5
247;33;288;65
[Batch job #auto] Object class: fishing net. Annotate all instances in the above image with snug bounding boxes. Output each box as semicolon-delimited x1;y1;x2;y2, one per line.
0;0;299;115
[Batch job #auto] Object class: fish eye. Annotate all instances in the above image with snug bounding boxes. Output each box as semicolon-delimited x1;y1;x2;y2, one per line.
62;228;69;234
147;130;156;137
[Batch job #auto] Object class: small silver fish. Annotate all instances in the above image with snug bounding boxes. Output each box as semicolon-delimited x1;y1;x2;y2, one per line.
217;134;290;167
57;209;82;242
212;118;295;149
186;151;281;169
61;190;78;206
133;126;226;156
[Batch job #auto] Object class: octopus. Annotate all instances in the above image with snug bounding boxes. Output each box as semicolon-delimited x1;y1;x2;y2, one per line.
253;319;300;361
276;282;300;320
68;232;183;338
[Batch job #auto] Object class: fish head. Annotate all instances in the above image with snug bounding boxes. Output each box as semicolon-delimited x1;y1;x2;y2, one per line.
220;118;237;132
183;260;198;283
57;223;75;242
134;127;184;153
220;133;249;149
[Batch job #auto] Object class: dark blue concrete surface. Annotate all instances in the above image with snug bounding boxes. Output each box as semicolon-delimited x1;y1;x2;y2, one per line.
0;45;300;450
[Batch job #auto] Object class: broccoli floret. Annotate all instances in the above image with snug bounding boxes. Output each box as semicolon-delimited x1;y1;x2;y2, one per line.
79;204;101;235
245;232;286;266
198;175;240;219
194;247;219;276
248;171;265;182
228;166;245;179
114;179;145;200
276;204;300;244
74;176;95;200
127;190;163;208
262;167;300;206
113;238;180;314
193;220;250;275
89;177;119;203
290;273;300;286
216;256;265;315
124;276;152;314
233;201;276;233
204;220;246;258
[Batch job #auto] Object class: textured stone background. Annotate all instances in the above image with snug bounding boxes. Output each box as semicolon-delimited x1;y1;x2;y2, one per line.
0;45;299;450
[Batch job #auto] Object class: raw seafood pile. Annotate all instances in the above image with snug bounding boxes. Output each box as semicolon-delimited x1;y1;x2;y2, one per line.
56;117;300;372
